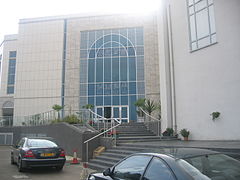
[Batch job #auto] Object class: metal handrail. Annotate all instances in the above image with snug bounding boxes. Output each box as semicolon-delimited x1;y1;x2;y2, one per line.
84;109;122;162
139;107;161;136
139;107;161;122
84;123;121;144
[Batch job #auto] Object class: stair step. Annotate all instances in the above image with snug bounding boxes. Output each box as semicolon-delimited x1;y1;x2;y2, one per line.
118;136;161;140
89;159;116;167
95;155;121;163
101;152;129;159
87;162;109;172
111;145;148;151
119;134;154;137
106;149;137;154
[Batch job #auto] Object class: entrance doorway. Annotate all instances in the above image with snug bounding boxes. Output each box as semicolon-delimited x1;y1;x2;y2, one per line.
96;106;129;122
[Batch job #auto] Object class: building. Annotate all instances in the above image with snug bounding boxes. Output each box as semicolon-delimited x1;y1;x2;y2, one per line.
0;0;239;140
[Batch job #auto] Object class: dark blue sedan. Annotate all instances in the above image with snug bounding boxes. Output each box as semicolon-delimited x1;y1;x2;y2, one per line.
87;148;240;180
11;137;66;172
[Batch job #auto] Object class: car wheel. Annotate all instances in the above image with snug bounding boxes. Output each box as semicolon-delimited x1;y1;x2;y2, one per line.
18;158;25;172
56;165;64;171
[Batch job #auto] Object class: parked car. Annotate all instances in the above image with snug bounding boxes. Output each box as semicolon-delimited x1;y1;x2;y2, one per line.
87;148;240;180
11;137;66;172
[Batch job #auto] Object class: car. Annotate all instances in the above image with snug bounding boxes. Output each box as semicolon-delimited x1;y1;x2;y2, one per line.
87;148;240;180
11;137;66;172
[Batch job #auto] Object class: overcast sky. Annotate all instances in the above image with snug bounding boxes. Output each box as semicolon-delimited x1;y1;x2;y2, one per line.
0;0;160;43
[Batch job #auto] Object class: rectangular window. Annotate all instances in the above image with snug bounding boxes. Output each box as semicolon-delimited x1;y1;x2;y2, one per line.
7;51;17;94
187;0;216;51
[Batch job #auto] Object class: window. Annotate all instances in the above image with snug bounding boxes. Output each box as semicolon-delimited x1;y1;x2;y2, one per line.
7;51;17;94
143;157;176;180
187;0;216;51
79;28;145;121
113;155;152;180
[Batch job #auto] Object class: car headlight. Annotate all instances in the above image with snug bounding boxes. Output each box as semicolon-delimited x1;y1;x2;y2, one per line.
87;175;95;180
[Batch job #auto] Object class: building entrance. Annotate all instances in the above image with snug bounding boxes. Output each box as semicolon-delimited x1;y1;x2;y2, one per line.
96;106;129;123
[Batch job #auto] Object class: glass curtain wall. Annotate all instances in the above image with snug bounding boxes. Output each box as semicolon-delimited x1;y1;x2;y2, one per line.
80;28;145;121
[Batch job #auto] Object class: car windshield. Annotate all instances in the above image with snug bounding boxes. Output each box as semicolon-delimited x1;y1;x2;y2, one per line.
177;154;240;180
27;139;58;148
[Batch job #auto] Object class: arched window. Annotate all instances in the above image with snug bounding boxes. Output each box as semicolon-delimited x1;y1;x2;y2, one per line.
80;28;145;121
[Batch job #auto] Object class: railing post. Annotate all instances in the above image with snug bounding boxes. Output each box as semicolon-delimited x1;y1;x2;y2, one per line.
86;142;88;162
114;127;117;147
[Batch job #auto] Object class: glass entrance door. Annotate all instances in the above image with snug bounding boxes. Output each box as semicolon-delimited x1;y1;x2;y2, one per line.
96;106;129;123
112;106;129;123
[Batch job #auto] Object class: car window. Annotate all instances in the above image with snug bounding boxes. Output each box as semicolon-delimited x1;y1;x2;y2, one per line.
179;154;240;180
177;159;211;180
27;139;58;148
185;156;203;173
112;155;152;180
18;138;25;147
142;157;176;180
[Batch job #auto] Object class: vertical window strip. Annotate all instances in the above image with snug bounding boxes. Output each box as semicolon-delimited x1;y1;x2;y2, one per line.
7;51;17;94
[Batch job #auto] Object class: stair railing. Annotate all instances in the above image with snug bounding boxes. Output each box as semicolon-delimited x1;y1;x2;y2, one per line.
84;109;121;162
139;107;161;137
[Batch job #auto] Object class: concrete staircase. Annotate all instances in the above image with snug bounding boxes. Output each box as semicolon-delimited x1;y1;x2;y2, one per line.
116;122;163;143
86;122;240;171
87;122;178;171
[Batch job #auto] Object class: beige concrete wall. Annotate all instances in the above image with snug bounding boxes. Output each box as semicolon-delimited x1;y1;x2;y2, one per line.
169;0;240;140
14;20;64;118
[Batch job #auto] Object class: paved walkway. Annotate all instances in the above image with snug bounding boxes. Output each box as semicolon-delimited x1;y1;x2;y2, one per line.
131;140;240;149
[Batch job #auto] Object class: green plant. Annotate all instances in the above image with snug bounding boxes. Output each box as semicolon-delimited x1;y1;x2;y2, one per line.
52;104;63;120
180;128;190;137
144;99;158;116
134;98;158;117
211;111;220;120
162;128;174;136
82;104;94;110
134;98;146;117
63;114;80;124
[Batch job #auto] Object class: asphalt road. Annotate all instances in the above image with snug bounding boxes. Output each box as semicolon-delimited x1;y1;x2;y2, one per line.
0;146;94;180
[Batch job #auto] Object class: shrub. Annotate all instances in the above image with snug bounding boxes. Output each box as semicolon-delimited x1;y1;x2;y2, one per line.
162;128;174;136
62;114;80;124
180;128;190;137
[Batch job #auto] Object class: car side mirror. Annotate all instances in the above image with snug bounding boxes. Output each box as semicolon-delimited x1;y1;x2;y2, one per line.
103;168;112;177
13;144;19;148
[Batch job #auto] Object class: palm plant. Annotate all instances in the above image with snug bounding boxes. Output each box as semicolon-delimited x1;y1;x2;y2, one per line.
134;98;146;117
134;98;158;119
144;99;158;116
52;104;63;120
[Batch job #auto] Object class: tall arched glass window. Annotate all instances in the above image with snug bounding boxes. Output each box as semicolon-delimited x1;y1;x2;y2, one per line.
80;28;145;121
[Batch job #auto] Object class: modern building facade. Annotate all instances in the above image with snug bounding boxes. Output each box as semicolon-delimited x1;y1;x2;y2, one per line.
0;0;239;140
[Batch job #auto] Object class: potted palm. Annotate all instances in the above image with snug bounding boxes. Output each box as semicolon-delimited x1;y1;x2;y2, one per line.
180;128;190;141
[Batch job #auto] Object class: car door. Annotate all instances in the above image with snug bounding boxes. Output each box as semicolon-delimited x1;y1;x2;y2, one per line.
111;155;152;180
142;157;177;180
13;138;25;162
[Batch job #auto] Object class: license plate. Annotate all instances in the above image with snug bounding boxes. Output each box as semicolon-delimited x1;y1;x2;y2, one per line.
41;153;55;157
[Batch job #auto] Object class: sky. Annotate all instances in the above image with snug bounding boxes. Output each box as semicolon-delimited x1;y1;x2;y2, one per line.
0;0;161;43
